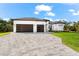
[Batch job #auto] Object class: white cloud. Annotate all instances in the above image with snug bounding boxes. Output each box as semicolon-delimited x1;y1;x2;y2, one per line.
72;11;79;15
34;4;53;15
35;4;52;12
46;12;55;16
34;11;39;15
69;9;75;12
69;9;79;16
34;4;55;16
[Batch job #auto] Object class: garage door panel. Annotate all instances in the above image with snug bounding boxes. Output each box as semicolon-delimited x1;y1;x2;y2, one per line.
16;24;33;32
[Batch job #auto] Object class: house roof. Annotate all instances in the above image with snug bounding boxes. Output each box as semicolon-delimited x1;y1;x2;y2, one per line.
12;17;49;22
50;21;65;24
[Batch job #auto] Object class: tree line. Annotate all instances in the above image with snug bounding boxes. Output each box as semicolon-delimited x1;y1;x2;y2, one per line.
0;18;13;32
64;21;79;32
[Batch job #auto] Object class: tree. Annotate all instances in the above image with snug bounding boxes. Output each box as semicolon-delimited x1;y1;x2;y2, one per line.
7;19;13;31
74;21;79;32
64;21;79;32
64;21;71;31
0;18;13;32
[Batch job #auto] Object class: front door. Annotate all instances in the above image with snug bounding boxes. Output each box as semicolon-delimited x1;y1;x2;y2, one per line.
37;25;44;32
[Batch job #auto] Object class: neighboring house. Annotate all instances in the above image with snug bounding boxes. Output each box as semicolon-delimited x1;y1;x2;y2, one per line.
50;21;65;31
13;18;49;32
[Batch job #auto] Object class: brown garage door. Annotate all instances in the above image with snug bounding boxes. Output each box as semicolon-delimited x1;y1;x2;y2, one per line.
16;24;33;32
37;25;44;32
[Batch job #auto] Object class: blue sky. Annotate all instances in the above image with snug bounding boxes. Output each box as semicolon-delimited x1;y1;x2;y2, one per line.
0;3;79;22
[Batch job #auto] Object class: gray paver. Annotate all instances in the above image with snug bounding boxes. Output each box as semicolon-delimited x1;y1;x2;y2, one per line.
0;32;78;56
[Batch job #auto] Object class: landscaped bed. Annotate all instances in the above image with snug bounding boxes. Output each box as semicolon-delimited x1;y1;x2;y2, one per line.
53;32;79;52
0;32;10;37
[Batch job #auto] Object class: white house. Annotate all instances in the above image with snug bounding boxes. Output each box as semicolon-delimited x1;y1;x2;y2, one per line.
13;18;49;32
50;21;65;31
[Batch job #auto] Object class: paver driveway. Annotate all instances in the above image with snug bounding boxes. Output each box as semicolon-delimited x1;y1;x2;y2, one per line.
0;32;79;56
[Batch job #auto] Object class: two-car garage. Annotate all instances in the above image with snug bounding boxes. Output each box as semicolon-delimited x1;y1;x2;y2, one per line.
16;24;44;32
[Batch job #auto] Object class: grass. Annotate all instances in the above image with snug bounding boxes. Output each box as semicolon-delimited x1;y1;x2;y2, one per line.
53;32;79;52
0;32;10;37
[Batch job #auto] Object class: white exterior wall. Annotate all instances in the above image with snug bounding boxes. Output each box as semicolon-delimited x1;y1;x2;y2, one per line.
13;24;16;32
33;24;37;32
13;20;49;32
46;21;49;32
52;24;65;31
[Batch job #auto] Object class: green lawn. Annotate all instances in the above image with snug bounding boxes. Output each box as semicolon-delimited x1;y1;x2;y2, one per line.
53;32;79;52
0;32;10;37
